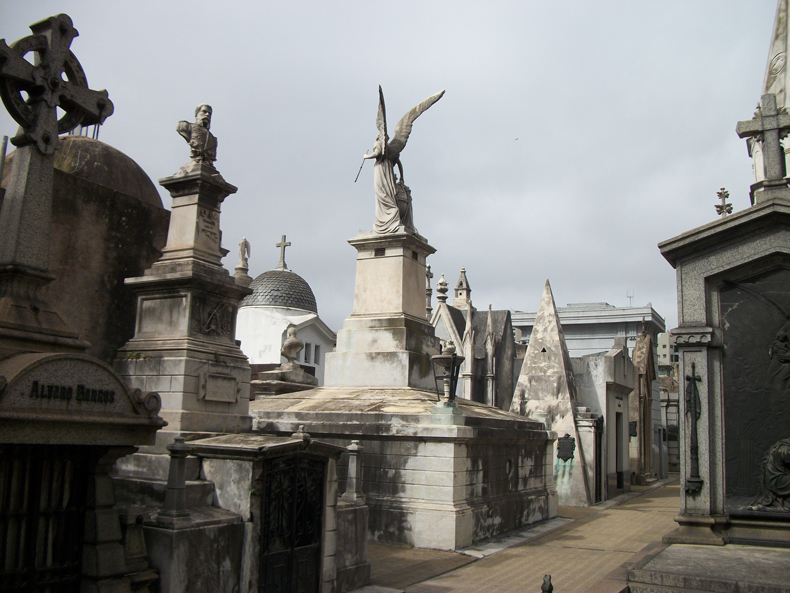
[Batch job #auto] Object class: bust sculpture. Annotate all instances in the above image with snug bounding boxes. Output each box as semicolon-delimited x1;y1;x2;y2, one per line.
177;104;217;165
363;86;444;234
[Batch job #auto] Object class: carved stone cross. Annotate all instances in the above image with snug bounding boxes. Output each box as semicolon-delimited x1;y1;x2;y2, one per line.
0;14;113;154
737;94;790;201
275;235;291;270
0;14;113;349
715;188;732;218
0;14;113;272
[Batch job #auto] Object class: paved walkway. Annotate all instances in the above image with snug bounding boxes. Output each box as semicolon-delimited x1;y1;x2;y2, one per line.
354;477;680;593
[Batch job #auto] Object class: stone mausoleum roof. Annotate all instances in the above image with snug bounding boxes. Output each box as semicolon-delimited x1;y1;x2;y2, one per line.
241;269;318;313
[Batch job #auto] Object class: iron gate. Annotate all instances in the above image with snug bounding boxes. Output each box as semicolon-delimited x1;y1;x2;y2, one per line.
0;444;92;593
260;454;325;593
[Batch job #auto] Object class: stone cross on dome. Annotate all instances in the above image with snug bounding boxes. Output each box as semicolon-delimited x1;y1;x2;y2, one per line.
736;93;790;203
275;235;291;270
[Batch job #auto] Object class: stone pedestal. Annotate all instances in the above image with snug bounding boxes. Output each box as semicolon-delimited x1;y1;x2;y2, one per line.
115;163;253;443
251;228;555;550
660;197;790;547
324;232;440;390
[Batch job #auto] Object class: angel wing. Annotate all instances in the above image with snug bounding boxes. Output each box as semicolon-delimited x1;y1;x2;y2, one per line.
376;85;388;142
387;89;445;158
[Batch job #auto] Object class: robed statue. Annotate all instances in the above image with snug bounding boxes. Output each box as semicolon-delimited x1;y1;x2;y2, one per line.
363;86;444;234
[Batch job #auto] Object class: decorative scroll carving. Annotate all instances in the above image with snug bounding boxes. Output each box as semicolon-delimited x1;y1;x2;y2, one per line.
685;362;703;495
190;296;233;337
129;388;162;418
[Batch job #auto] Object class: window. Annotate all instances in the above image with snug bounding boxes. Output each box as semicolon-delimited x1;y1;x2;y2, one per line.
314;345;321;366
304;342;312;364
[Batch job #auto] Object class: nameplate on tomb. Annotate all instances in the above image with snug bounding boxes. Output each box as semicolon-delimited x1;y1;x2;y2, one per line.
0;353;146;418
199;372;239;403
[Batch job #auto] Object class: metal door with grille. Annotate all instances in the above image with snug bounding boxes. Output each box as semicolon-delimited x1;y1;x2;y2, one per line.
0;444;91;593
260;454;325;593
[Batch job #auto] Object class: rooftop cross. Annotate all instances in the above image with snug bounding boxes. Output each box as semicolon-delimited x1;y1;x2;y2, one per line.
715;188;733;218
736;94;790;203
275;235;291;270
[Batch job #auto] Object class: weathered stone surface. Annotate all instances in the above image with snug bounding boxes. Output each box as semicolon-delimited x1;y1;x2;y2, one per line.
251;386;555;550
629;543;790;593
144;519;243;593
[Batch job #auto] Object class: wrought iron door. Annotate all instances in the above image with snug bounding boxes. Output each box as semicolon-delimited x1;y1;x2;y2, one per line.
0;444;91;593
260;455;325;593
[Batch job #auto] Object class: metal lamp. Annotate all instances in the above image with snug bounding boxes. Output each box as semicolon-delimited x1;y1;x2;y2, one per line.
431;341;465;403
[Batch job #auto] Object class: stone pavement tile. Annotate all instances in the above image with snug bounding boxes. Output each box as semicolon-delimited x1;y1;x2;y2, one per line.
405;546;633;593
460;518;573;558
558;505;600;520
542;508;677;554
369;542;476;590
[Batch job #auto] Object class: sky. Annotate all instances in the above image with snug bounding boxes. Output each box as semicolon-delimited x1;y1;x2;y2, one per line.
0;1;781;333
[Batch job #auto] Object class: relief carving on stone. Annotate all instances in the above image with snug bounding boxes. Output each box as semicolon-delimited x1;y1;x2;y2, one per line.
190;296;233;337
750;437;790;512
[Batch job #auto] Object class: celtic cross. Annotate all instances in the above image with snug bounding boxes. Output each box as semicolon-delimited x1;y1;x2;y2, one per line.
0;14;113;273
0;14;113;154
0;14;113;349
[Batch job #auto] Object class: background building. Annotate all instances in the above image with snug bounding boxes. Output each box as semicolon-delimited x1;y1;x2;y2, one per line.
236;243;335;385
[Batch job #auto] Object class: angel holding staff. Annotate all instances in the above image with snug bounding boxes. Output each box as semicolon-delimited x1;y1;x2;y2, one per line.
362;86;444;234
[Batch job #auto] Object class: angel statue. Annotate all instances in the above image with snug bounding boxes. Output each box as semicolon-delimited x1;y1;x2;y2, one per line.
363;86;445;234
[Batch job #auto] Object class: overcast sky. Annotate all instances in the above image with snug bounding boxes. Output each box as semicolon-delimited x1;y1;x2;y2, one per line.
0;1;781;333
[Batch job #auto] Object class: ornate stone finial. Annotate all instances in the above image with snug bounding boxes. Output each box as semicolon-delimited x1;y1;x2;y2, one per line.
715;188;733;218
425;264;434;318
436;273;449;304
177;104;217;166
280;324;303;368
275;235;291;271
453;267;473;311
362;86;444;234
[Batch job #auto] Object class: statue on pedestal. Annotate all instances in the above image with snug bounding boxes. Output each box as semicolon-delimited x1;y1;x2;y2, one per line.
363;86;444;234
177;104;217;166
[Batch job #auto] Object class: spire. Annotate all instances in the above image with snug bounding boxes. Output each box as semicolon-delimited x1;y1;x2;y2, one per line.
511;279;577;418
452;267;473;310
275;235;291;271
436;273;448;304
510;279;592;506
486;303;495;341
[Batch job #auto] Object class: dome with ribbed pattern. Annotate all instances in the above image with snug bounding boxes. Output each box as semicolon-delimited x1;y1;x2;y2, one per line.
240;269;317;313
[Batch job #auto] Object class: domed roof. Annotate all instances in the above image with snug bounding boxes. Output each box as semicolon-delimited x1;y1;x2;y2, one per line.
2;135;162;209
55;136;162;208
241;269;318;313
